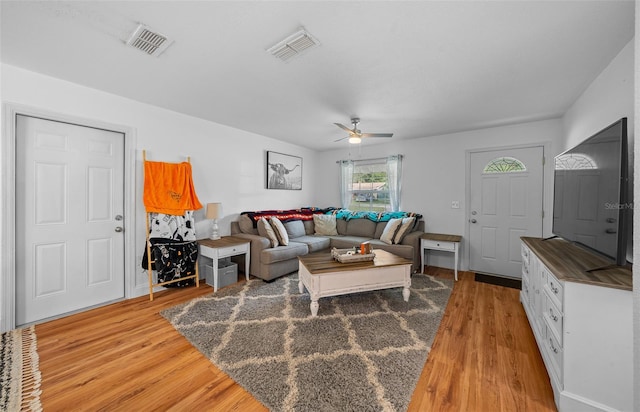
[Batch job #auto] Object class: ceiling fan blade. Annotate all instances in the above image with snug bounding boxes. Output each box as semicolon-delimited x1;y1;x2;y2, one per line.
361;133;394;138
334;136;349;142
334;123;354;134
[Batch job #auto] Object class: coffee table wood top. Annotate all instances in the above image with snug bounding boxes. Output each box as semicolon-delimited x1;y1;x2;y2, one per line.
298;250;411;275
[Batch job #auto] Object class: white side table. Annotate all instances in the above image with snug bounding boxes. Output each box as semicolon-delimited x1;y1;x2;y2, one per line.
198;236;250;292
421;233;462;281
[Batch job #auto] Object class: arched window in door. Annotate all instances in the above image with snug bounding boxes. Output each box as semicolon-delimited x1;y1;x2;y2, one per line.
482;156;526;173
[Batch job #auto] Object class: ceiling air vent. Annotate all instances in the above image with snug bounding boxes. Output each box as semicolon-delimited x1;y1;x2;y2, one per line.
267;28;320;62
126;24;173;57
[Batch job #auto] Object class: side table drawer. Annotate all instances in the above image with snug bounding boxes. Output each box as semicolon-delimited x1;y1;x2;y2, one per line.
218;244;248;258
422;239;455;251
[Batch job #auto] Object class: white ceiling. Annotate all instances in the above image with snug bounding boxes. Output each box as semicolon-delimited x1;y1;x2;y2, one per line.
1;1;635;151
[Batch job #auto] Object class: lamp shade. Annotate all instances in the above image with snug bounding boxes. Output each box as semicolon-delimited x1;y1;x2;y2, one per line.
206;202;222;219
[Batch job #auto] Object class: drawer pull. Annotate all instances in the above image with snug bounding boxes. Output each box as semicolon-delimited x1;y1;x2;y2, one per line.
549;308;558;322
550;283;559;294
549;338;558;354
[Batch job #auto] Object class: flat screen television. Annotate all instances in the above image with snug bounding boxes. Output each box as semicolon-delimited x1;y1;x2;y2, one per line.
552;117;630;267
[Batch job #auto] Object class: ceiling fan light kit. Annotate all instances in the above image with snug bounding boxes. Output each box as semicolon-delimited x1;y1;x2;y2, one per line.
334;118;394;144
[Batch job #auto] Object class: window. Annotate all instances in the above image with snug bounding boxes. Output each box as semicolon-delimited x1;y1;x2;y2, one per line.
339;155;402;212
483;156;526;173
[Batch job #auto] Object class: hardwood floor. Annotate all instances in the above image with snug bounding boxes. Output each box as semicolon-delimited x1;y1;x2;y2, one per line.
35;268;556;411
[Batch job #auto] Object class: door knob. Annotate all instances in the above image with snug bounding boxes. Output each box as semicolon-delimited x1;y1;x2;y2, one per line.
471;219;477;224
115;227;124;232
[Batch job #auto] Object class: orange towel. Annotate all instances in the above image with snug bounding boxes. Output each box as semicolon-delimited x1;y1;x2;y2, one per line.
143;161;202;215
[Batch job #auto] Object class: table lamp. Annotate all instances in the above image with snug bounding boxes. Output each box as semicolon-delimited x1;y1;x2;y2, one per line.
206;202;222;240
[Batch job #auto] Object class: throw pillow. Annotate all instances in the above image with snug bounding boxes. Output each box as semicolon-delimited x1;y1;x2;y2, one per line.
257;218;279;248
270;217;289;246
313;214;338;236
380;218;402;245
393;217;416;244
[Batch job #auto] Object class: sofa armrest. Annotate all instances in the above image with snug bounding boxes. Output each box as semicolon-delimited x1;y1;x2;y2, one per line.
229;233;270;277
401;230;424;272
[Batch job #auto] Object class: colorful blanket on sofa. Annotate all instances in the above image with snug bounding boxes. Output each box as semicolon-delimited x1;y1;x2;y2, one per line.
328;209;423;222
241;207;336;228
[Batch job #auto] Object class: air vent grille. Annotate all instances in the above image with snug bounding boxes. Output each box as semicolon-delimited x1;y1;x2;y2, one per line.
126;24;173;57
267;28;320;62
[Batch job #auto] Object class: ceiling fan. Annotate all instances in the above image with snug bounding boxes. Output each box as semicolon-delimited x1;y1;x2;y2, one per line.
333;118;394;144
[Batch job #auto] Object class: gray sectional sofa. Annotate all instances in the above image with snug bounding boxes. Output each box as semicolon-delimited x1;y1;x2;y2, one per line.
230;211;424;281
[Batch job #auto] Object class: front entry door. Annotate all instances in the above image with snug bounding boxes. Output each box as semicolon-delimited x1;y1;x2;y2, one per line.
15;115;125;325
468;146;544;278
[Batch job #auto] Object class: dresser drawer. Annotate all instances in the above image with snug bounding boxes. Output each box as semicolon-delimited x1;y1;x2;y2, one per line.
521;276;531;306
522;260;530;278
543;294;563;345
544;270;564;309
521;244;530;264
544;324;563;383
422;239;455;251
218;244;248;258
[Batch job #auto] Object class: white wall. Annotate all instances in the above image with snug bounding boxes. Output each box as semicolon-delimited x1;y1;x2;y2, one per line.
563;40;635;152
314;119;564;270
0;64;318;298
561;36;636;410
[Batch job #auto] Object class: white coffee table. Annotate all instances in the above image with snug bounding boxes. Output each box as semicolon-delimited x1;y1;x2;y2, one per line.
298;249;412;317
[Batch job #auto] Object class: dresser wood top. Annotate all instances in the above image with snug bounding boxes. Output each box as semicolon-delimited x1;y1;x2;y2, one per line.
198;236;249;249
422;233;462;243
522;237;632;291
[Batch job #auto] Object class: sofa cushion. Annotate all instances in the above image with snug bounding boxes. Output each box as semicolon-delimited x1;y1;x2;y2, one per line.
394;217;416;244
239;214;258;235
270;217;289;246
345;219;377;238
261;242;308;264
380;218;402;245
257;218;279;247
367;240;414;261
328;236;373;250
284;220;306;239
313;214;338;235
290;235;330;253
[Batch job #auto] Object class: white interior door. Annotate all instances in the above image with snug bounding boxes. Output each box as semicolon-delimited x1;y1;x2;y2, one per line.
15;115;125;325
469;146;544;278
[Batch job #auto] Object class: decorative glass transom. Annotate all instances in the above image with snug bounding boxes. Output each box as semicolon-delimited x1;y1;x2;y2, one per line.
483;157;526;173
555;154;597;170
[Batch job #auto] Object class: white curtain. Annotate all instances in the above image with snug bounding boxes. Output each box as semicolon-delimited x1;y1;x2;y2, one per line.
386;155;403;211
339;160;354;209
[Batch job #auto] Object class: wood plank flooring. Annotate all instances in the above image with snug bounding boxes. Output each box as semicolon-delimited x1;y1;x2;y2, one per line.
35;268;556;411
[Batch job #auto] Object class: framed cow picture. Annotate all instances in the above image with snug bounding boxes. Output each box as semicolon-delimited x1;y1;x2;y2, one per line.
266;151;302;190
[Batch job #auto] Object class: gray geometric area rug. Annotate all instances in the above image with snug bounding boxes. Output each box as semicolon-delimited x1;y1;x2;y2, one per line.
161;272;453;412
0;325;43;412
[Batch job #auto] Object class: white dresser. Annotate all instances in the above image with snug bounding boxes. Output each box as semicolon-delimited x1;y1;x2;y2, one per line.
520;237;632;412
